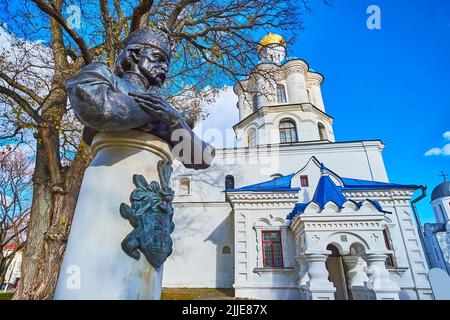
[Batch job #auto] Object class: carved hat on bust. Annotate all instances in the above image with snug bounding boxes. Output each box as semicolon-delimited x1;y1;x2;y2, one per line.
122;27;173;60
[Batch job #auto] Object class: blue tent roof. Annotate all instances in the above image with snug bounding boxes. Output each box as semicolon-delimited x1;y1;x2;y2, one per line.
226;174;299;192
287;174;347;219
287;172;389;219
313;175;348;208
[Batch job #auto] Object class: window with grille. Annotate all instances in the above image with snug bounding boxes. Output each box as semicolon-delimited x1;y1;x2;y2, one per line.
277;85;287;103
262;231;284;268
279;120;298;143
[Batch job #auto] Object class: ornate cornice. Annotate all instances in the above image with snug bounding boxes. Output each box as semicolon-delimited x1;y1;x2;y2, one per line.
202;139;386;160
233;102;334;131
344;189;415;197
343;190;416;206
282;60;309;77
306;72;324;86
227;191;299;209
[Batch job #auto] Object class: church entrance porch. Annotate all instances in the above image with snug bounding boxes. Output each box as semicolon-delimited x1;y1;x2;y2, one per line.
290;199;401;300
326;244;349;300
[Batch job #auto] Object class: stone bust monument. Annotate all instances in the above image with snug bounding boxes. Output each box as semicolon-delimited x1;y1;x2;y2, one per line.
67;27;214;169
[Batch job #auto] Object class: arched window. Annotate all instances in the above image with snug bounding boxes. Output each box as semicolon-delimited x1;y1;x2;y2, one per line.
225;175;235;190
439;205;446;223
179;178;190;195
222;246;231;254
247;128;256;147
318;122;327;141
279;119;298;144
277;85;287;103
252;94;258;112
383;229;396;268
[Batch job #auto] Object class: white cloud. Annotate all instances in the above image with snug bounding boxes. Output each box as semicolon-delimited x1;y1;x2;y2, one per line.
442;144;450;155
443;131;450;140
193;86;239;148
425;131;450;156
425;147;444;156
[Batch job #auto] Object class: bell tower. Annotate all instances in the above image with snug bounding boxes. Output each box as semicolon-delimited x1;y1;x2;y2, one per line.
233;33;335;148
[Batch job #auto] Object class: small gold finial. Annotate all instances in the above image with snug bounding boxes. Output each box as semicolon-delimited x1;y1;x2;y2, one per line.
258;33;286;51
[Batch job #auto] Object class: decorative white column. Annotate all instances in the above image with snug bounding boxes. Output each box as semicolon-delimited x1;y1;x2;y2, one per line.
364;253;400;300
54;130;172;300
283;61;309;104
342;256;368;287
295;255;310;300
306;73;325;112
303;253;336;300
342;255;369;300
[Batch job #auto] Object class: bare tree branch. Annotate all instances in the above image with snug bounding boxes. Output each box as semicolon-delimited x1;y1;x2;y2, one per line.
130;0;155;33
0;71;44;105
0;86;40;123
31;0;93;64
167;0;200;31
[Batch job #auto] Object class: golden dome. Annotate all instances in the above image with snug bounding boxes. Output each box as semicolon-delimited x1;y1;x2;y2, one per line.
258;33;286;51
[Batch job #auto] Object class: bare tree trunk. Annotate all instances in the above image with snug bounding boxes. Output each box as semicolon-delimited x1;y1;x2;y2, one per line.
0;256;7;286
13;11;93;299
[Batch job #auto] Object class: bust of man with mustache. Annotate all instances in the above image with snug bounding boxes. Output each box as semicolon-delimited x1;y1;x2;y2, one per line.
67;27;214;169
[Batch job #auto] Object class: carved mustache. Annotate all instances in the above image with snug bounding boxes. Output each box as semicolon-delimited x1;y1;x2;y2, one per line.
150;68;167;81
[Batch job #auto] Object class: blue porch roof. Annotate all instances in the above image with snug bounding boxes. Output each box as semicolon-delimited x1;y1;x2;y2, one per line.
225;174;299;192
226;175;418;193
340;178;419;190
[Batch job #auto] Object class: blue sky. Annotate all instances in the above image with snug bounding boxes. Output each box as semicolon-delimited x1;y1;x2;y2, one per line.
200;1;450;224
293;0;450;223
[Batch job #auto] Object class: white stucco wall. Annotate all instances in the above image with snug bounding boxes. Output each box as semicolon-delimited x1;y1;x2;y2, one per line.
344;190;433;300
230;197;300;300
163;139;433;300
164;141;388;289
163;203;234;288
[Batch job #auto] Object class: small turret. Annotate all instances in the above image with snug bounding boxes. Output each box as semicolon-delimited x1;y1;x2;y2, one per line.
258;33;287;64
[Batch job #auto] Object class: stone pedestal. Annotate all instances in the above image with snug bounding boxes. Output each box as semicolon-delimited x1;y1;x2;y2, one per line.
302;253;336;300
54;130;172;300
342;256;368;287
364;253;400;300
295;255;310;300
342;255;369;300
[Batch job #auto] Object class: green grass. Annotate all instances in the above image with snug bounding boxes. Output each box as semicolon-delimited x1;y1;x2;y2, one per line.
0;292;14;300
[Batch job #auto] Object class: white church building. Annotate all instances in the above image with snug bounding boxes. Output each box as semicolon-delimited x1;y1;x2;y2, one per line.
423;177;450;274
162;33;433;300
